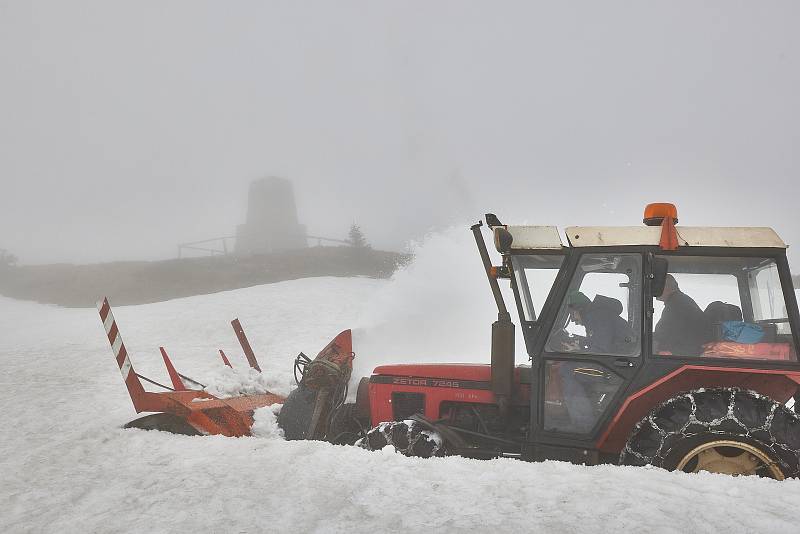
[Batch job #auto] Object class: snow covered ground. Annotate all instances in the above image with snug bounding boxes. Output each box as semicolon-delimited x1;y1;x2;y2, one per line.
2;231;800;533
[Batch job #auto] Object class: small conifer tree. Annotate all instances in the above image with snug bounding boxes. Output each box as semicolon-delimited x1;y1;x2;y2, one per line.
347;224;369;248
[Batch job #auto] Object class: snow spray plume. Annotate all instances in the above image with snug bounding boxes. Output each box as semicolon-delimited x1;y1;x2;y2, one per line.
352;225;527;381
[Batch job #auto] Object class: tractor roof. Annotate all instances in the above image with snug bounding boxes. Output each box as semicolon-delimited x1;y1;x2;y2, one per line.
500;225;786;251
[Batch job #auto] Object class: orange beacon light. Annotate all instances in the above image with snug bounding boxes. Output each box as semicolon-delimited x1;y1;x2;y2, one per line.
643;203;678;227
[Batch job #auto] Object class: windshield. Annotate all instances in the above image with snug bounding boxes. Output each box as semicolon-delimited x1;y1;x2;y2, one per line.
511;254;565;322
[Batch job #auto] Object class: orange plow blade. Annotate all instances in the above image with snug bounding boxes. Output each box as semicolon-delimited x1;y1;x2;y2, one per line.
97;297;285;437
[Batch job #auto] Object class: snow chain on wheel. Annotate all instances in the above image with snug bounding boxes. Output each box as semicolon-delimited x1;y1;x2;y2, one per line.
357;420;446;458
620;388;800;479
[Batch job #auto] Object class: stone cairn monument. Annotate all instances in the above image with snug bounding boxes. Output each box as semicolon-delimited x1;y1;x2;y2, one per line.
234;177;307;255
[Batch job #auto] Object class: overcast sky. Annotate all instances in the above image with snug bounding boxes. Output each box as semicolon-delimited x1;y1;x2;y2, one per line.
1;1;798;265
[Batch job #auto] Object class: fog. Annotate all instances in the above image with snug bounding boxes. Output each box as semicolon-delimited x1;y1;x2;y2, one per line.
1;1;798;265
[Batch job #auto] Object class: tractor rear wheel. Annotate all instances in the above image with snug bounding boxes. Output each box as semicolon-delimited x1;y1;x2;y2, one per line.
621;388;800;479
358;420;446;458
672;439;783;479
124;413;201;436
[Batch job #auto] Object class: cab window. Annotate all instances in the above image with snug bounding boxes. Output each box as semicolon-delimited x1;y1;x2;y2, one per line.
510;254;565;322
546;253;641;357
652;255;796;361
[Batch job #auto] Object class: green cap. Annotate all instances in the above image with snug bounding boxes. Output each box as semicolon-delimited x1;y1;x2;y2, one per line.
566;291;591;309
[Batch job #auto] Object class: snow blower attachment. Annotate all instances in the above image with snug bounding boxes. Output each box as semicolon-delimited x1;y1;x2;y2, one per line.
97;297;352;438
277;330;355;441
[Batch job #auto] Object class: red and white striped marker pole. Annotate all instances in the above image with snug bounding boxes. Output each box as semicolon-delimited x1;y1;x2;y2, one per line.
97;298;146;411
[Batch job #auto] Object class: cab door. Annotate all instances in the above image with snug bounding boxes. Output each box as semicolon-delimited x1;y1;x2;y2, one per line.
536;252;643;438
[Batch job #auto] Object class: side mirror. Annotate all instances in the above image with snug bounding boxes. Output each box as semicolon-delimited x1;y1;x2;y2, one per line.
652;257;668;297
494;228;513;254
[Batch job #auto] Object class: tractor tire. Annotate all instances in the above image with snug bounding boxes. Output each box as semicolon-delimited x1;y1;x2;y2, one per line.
277;383;319;440
357;420;446;458
327;403;367;445
620;388;800;479
124;413;202;436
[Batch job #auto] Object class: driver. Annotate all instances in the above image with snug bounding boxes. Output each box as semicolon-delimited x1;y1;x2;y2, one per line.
564;291;633;354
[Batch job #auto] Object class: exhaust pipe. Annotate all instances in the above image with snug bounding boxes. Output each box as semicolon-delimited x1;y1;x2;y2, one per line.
471;220;515;419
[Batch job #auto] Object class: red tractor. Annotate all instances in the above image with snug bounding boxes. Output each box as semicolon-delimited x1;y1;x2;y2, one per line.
282;203;800;479
101;203;800;479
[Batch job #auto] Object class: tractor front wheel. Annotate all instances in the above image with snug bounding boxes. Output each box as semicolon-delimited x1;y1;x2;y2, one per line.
621;388;800;479
327;403;367;445
358;420;446;458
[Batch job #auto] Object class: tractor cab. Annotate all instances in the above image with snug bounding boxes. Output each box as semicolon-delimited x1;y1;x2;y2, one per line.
490;204;800;464
355;204;800;478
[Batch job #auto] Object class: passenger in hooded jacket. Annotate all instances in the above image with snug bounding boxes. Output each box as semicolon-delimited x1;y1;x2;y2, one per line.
653;275;712;356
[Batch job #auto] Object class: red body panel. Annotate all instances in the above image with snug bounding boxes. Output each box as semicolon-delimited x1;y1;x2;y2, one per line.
596;365;800;454
369;361;800;456
368;363;529;425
